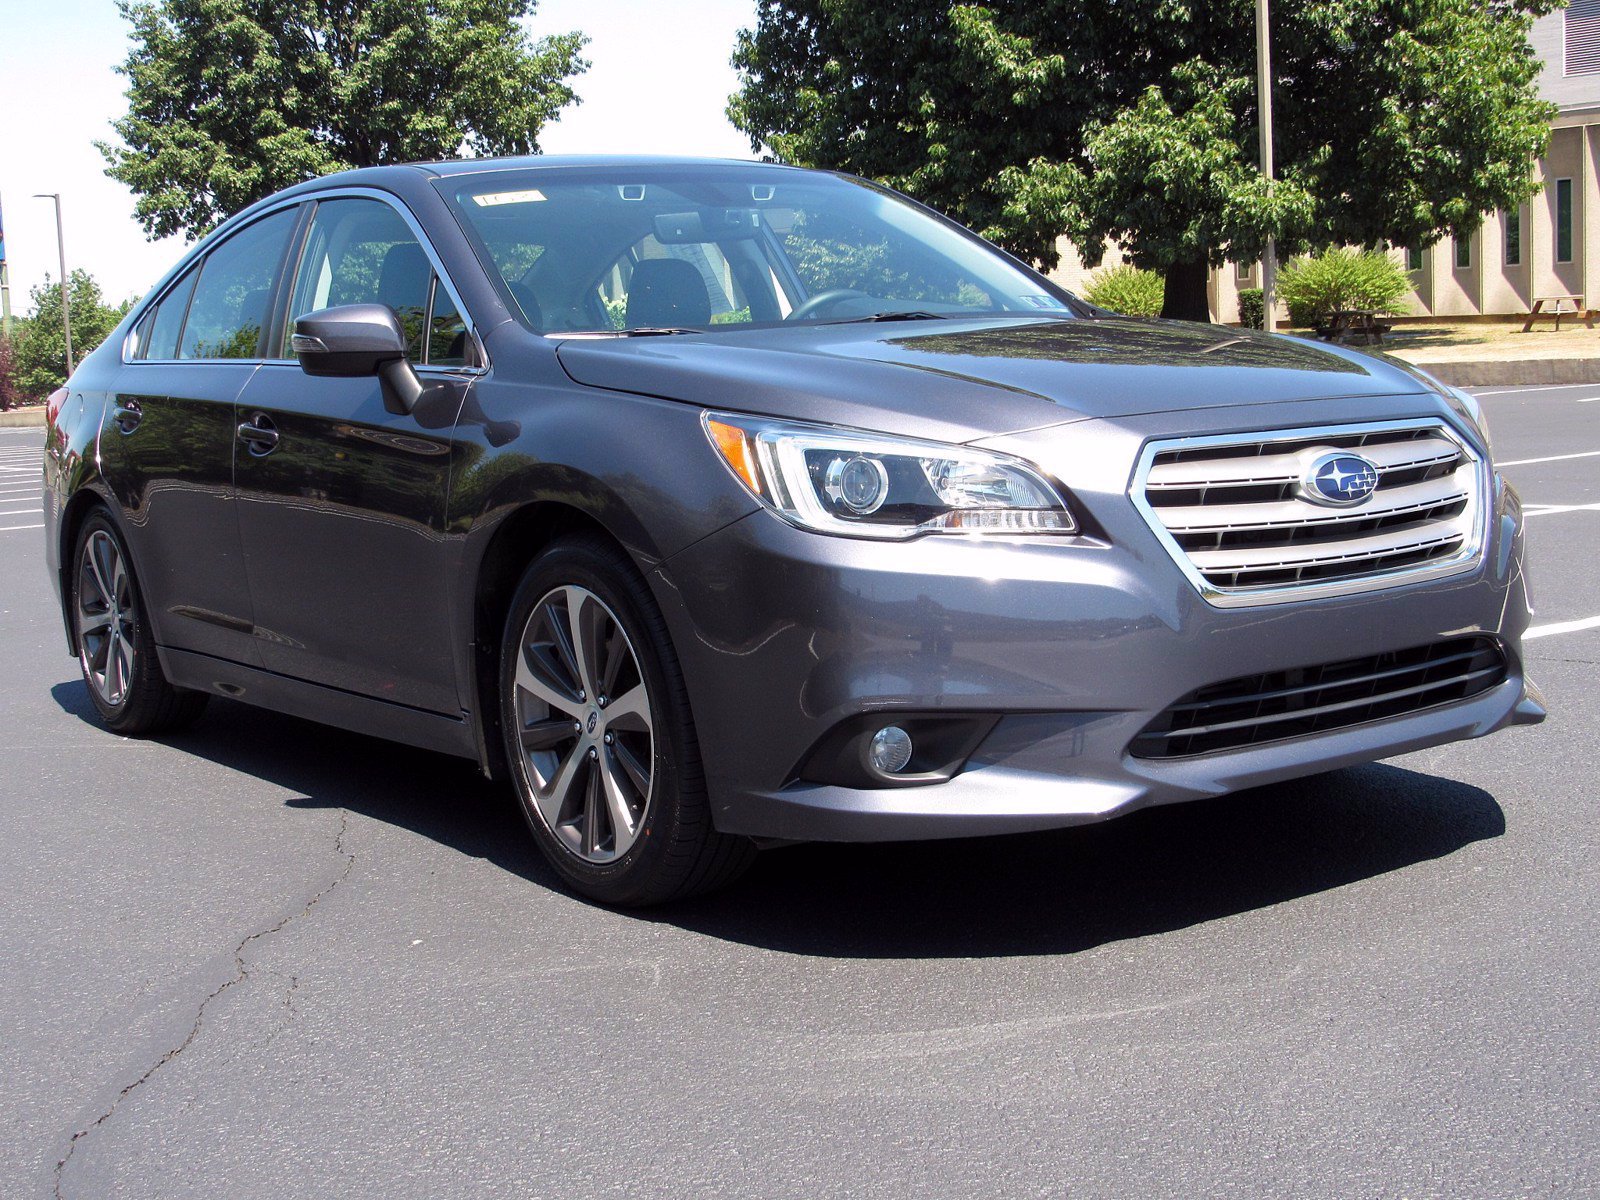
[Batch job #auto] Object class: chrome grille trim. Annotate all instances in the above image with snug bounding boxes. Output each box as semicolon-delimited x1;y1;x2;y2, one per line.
1131;419;1489;607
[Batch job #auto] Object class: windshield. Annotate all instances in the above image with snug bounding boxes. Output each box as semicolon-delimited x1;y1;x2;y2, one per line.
444;166;1078;335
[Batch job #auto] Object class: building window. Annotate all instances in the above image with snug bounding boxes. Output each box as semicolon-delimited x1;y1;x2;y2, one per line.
1568;0;1600;75
1235;260;1252;282
1557;178;1575;263
1406;246;1423;273
1506;208;1522;266
1455;235;1471;270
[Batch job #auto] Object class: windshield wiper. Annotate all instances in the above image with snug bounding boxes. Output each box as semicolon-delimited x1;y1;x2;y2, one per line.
614;326;702;336
819;310;951;325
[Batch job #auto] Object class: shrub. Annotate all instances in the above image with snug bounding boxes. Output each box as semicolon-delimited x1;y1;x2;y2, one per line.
0;335;20;411
1083;264;1164;317
1237;289;1265;330
1277;248;1411;329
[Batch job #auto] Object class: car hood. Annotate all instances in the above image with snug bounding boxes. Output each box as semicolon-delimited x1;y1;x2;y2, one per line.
553;316;1437;443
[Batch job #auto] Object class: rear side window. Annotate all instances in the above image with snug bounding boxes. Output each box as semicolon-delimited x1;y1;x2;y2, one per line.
178;208;299;360
137;269;198;360
285;197;467;365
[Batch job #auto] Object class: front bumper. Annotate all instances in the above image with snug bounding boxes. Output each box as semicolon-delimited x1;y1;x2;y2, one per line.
652;395;1543;843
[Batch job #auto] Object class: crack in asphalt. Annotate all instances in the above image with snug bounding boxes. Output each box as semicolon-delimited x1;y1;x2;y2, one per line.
52;810;355;1199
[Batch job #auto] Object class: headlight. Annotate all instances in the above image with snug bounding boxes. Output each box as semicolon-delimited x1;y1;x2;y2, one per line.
703;412;1076;539
1445;385;1493;454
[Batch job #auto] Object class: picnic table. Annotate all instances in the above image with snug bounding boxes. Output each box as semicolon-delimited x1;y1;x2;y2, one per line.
1321;309;1392;346
1522;296;1595;333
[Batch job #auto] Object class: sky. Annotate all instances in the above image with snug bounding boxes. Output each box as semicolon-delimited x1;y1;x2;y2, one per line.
0;0;759;311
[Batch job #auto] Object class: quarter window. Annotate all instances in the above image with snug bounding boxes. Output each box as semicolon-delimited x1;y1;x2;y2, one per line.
177;208;299;360
285;197;468;365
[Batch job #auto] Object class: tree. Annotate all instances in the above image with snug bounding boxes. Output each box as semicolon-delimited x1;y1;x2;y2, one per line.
101;0;588;240
0;335;20;411
13;273;134;401
731;1;1560;321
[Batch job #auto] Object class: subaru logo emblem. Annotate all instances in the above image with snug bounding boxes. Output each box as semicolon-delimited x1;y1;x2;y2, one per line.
1301;451;1380;507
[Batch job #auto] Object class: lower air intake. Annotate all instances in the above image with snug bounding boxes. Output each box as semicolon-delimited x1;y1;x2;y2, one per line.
1130;636;1508;759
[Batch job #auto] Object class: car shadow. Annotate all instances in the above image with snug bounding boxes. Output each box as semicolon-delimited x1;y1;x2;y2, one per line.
51;682;1507;960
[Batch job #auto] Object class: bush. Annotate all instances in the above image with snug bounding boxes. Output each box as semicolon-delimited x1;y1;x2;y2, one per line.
0;335;20;411
1237;288;1265;330
1083;264;1164;317
1277;248;1411;329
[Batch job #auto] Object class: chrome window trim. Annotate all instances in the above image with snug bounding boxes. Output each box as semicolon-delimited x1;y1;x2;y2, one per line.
121;186;488;374
1129;418;1490;609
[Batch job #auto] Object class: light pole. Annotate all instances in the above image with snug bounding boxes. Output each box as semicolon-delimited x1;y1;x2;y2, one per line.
1256;0;1278;334
34;193;73;374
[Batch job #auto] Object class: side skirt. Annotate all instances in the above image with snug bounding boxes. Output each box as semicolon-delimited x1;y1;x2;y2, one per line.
159;646;481;762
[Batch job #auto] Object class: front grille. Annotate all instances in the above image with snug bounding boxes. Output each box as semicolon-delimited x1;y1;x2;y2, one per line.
1134;421;1485;605
1130;636;1507;759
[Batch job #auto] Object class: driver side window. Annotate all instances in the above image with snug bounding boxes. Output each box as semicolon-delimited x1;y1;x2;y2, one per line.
285;197;471;365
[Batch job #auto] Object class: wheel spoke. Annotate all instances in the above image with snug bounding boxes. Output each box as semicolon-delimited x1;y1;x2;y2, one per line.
516;645;580;716
599;755;640;854
520;717;574;752
535;744;585;829
566;586;601;702
78;610;111;637
600;623;627;700
581;762;603;857
543;596;584;695
86;536;114;608
111;554;129;612
107;629;127;701
612;738;650;797
604;683;650;732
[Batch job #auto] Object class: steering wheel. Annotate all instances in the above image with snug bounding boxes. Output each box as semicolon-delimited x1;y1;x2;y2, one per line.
785;288;873;322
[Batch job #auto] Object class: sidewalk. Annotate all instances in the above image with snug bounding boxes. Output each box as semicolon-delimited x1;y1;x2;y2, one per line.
1380;322;1600;386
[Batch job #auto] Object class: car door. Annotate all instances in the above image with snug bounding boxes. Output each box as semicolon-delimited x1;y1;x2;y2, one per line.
100;205;303;666
231;194;478;715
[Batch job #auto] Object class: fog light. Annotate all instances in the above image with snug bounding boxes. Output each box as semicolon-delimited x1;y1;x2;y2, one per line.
869;725;913;774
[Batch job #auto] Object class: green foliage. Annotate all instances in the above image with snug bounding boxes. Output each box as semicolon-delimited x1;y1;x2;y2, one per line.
710;307;753;325
13;272;134;400
1276;248;1412;328
604;298;627;330
101;0;589;240
0;335;20;410
1083;265;1164;317
730;1;1560;320
1237;288;1265;330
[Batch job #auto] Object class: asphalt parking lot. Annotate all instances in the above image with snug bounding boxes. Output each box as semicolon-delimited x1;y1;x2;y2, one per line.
0;386;1595;1199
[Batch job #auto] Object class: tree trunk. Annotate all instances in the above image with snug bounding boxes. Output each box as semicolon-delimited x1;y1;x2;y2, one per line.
1160;257;1212;323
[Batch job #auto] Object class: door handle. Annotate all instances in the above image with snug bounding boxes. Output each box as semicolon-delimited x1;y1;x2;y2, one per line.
113;400;142;435
237;413;280;456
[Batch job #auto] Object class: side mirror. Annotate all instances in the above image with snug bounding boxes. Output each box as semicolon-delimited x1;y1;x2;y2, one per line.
292;304;422;414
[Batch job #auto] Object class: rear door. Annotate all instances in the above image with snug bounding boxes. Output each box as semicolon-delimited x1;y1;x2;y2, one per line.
232;193;477;715
101;205;302;665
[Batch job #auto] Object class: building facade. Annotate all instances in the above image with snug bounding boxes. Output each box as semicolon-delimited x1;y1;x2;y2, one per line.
1049;7;1600;321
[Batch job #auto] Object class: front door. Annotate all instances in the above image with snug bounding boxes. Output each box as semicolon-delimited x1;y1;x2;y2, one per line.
232;196;475;715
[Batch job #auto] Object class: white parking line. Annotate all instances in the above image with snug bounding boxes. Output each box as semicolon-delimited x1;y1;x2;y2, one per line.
1497;449;1600;467
0;523;42;532
1525;615;1600;640
1524;503;1600;517
1473;383;1600;395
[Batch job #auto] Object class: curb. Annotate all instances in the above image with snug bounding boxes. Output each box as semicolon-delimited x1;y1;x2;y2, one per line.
0;408;46;428
1393;358;1600;388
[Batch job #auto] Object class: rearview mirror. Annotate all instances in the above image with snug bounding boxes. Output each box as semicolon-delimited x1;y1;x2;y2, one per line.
292;304;421;415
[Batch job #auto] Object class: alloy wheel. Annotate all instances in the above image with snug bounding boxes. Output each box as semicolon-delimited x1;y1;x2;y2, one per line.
77;529;135;708
511;585;655;864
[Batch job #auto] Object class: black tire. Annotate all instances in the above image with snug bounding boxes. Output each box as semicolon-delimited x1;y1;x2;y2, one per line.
498;534;755;905
71;509;209;736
